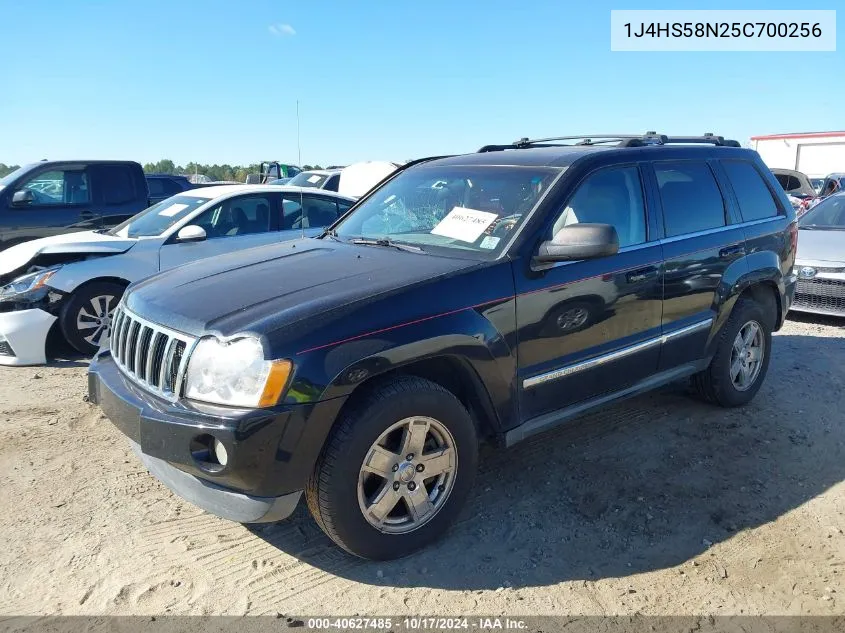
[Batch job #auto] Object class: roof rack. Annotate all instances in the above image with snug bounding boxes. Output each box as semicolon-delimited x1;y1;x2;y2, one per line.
477;132;741;152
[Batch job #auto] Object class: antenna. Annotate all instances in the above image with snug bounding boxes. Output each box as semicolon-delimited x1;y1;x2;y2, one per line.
297;99;304;240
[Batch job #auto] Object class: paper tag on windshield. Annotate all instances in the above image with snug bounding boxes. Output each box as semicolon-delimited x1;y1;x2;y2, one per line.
158;203;188;217
479;235;500;250
307;174;322;184
431;207;498;243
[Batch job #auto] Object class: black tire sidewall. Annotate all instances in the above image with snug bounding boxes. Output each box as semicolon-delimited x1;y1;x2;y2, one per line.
59;281;125;356
711;300;772;406
317;385;478;560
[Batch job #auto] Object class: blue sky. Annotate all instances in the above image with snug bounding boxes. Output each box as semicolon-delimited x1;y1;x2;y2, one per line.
0;0;841;167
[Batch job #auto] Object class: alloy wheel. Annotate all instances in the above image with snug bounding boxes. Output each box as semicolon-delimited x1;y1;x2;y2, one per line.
357;416;457;534
76;294;117;347
730;320;765;391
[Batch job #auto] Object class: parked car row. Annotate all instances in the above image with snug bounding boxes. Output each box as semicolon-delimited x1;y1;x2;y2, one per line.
770;167;845;216
0;185;356;364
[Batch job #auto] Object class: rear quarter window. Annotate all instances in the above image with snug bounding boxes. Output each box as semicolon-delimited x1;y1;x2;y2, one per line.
721;160;779;222
654;161;727;237
97;165;137;204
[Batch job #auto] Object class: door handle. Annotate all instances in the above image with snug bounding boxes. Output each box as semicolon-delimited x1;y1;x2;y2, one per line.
719;244;745;259
626;267;659;284
79;210;95;220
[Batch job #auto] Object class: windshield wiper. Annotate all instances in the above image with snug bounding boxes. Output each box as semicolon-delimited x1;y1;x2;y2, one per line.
349;237;425;253
92;228;111;234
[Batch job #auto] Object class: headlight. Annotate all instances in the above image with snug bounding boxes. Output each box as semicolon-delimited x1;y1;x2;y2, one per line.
0;267;60;299
184;336;291;408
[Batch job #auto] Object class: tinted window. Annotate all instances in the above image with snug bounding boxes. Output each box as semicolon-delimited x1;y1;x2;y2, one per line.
99;165;136;204
552;166;646;247
304;197;339;227
722;161;779;221
324;174;340;192
160;178;184;195
146;178;166;196
281;195;338;229
192;195;274;238
655;162;726;237
19;169;90;205
338;200;354;214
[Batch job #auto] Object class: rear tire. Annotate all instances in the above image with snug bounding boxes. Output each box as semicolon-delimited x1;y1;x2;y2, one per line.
306;376;478;560
59;281;125;356
691;297;772;407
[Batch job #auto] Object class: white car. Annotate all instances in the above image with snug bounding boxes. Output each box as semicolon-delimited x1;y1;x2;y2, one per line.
0;184;355;365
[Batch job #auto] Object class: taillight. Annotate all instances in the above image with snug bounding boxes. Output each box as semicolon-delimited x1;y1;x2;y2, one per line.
788;222;798;254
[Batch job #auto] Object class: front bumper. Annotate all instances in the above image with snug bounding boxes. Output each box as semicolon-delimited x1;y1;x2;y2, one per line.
89;351;345;521
129;440;301;523
0;308;56;366
789;265;845;317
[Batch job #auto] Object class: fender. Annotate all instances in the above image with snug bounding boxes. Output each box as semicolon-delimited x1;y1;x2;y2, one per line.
709;249;785;355
283;300;517;433
45;242;160;293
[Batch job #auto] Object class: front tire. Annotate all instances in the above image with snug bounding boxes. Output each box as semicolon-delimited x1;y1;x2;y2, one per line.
306;376;478;560
59;281;125;356
691;297;772;407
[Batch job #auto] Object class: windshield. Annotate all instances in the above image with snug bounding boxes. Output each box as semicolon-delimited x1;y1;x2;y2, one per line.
288;171;330;188
798;194;845;230
333;164;561;257
0;164;35;187
109;195;211;237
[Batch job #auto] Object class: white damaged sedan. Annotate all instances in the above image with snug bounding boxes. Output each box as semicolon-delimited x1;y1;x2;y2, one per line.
0;184;355;364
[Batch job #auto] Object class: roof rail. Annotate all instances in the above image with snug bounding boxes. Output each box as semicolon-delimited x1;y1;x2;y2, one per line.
478;132;741;152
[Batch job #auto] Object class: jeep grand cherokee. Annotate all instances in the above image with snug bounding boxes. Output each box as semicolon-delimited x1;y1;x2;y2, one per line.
89;133;798;560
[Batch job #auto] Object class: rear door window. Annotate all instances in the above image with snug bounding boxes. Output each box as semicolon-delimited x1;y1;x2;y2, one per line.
192;194;276;238
654;162;727;237
95;165;137;204
721;160;779;221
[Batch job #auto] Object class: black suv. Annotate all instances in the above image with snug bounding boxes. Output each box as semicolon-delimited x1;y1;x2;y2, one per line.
145;173;196;205
0;160;148;250
89;133;797;560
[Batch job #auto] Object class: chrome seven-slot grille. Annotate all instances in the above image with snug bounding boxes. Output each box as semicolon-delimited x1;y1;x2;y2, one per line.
109;304;197;399
794;278;845;315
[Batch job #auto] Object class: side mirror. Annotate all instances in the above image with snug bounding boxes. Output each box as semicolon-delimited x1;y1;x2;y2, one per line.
11;190;34;206
534;223;619;266
176;225;207;243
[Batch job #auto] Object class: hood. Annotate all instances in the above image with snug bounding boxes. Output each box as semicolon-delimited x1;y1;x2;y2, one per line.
796;228;845;265
0;230;138;275
338;161;399;198
125;239;481;337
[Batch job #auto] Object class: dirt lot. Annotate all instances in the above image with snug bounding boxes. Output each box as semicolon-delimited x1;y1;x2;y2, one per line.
0;314;843;617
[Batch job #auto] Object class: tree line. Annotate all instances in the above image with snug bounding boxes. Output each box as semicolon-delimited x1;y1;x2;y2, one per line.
0;163;20;178
143;160;324;182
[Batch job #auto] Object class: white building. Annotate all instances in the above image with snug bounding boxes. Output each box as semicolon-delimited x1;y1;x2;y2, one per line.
751;131;845;179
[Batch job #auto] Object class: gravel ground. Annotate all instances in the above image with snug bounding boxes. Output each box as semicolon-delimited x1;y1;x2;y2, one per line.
0;314;843;617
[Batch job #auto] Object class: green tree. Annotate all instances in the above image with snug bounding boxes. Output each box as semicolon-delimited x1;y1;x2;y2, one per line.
0;163;21;178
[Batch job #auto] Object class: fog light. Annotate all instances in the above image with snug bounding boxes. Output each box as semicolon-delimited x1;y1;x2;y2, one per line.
213;438;228;467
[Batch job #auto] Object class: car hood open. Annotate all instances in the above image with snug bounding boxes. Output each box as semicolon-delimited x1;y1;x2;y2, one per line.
796;228;845;264
0;231;138;277
125;238;482;337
